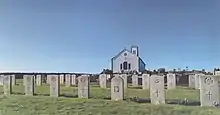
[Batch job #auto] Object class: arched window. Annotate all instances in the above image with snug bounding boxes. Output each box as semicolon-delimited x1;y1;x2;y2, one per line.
123;62;128;70
120;64;122;70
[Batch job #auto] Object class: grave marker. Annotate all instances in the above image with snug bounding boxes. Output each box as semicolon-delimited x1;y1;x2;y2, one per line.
189;75;196;88
111;76;124;101
120;74;127;91
0;75;4;85
200;75;219;106
24;75;35;96
3;75;12;95
60;74;64;84
99;74;107;88
132;74;138;87
78;75;90;98
36;75;42;86
167;73;176;89
150;75;165;105
49;75;60;97
65;74;71;87
195;74;204;89
71;74;76;85
11;75;16;86
142;74;150;90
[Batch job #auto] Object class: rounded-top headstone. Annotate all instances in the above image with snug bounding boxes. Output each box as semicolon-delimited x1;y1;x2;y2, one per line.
111;76;124;101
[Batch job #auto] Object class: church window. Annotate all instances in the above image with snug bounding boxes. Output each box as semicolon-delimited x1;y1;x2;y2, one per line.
124;53;127;56
120;64;122;70
123;62;128;70
128;63;131;69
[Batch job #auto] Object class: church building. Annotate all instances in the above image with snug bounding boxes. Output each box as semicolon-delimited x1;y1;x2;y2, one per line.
111;46;146;73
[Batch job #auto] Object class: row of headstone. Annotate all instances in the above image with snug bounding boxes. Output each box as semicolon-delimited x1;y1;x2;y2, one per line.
99;73;176;90
2;73;220;107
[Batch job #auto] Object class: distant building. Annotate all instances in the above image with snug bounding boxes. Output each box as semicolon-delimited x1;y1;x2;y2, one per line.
111;46;146;73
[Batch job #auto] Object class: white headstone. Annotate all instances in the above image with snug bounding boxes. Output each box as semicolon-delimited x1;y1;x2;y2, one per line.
65;74;71;87
11;75;16;86
200;75;219;106
60;74;64;84
71;74;76;85
78;75;90;98
189;75;196;88
120;74;127;91
0;75;3;85
3;75;12;95
150;75;165;105
142;74;150;90
111;76;124;101
99;74;107;88
167;73;176;89
24;75;35;96
132;74;138;87
195;74;204;89
49;75;60;97
36;75;42;86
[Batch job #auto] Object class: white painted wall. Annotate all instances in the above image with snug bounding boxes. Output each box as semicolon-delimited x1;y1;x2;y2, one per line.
112;50;139;73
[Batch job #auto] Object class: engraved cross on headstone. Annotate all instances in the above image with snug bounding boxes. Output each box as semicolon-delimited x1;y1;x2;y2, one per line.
206;91;212;101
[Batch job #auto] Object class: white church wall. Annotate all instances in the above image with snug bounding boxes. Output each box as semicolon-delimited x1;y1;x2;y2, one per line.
112;50;139;73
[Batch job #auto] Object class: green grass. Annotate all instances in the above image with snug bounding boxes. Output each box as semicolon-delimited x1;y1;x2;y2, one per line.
0;79;219;115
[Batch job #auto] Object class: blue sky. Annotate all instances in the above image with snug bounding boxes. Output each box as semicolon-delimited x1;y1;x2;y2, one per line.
0;0;219;73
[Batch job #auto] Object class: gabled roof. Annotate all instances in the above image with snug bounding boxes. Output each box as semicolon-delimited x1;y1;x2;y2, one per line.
112;48;131;60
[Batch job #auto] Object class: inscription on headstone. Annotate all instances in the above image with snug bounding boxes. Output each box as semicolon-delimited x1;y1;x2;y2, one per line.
49;75;60;97
150;75;165;105
99;74;107;88
78;75;90;98
3;75;12;95
142;74;150;90
24;75;35;96
111;76;124;101
200;75;219;106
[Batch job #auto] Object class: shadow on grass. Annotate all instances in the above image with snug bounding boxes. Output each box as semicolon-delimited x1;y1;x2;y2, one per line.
130;97;201;106
129;87;142;89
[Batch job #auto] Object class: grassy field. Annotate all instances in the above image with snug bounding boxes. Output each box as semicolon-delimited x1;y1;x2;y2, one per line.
0;79;219;115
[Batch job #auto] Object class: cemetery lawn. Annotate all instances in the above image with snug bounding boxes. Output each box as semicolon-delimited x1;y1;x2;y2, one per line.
0;80;219;115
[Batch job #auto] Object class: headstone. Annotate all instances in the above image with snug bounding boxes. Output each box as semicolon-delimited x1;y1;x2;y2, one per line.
60;74;64;84
200;75;219;106
71;74;76;85
120;74;127;91
195;74;204;89
11;75;16;86
132;74;138;87
3;75;12;95
142;74;150;90
36;75;42;86
46;75;50;84
65;74;71;87
167;73;176;89
99;74;107;88
189;75;196;88
24;75;35;96
78;75;90;98
150;75;165;105
49;75;60;97
0;75;4;85
111;76;124;101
